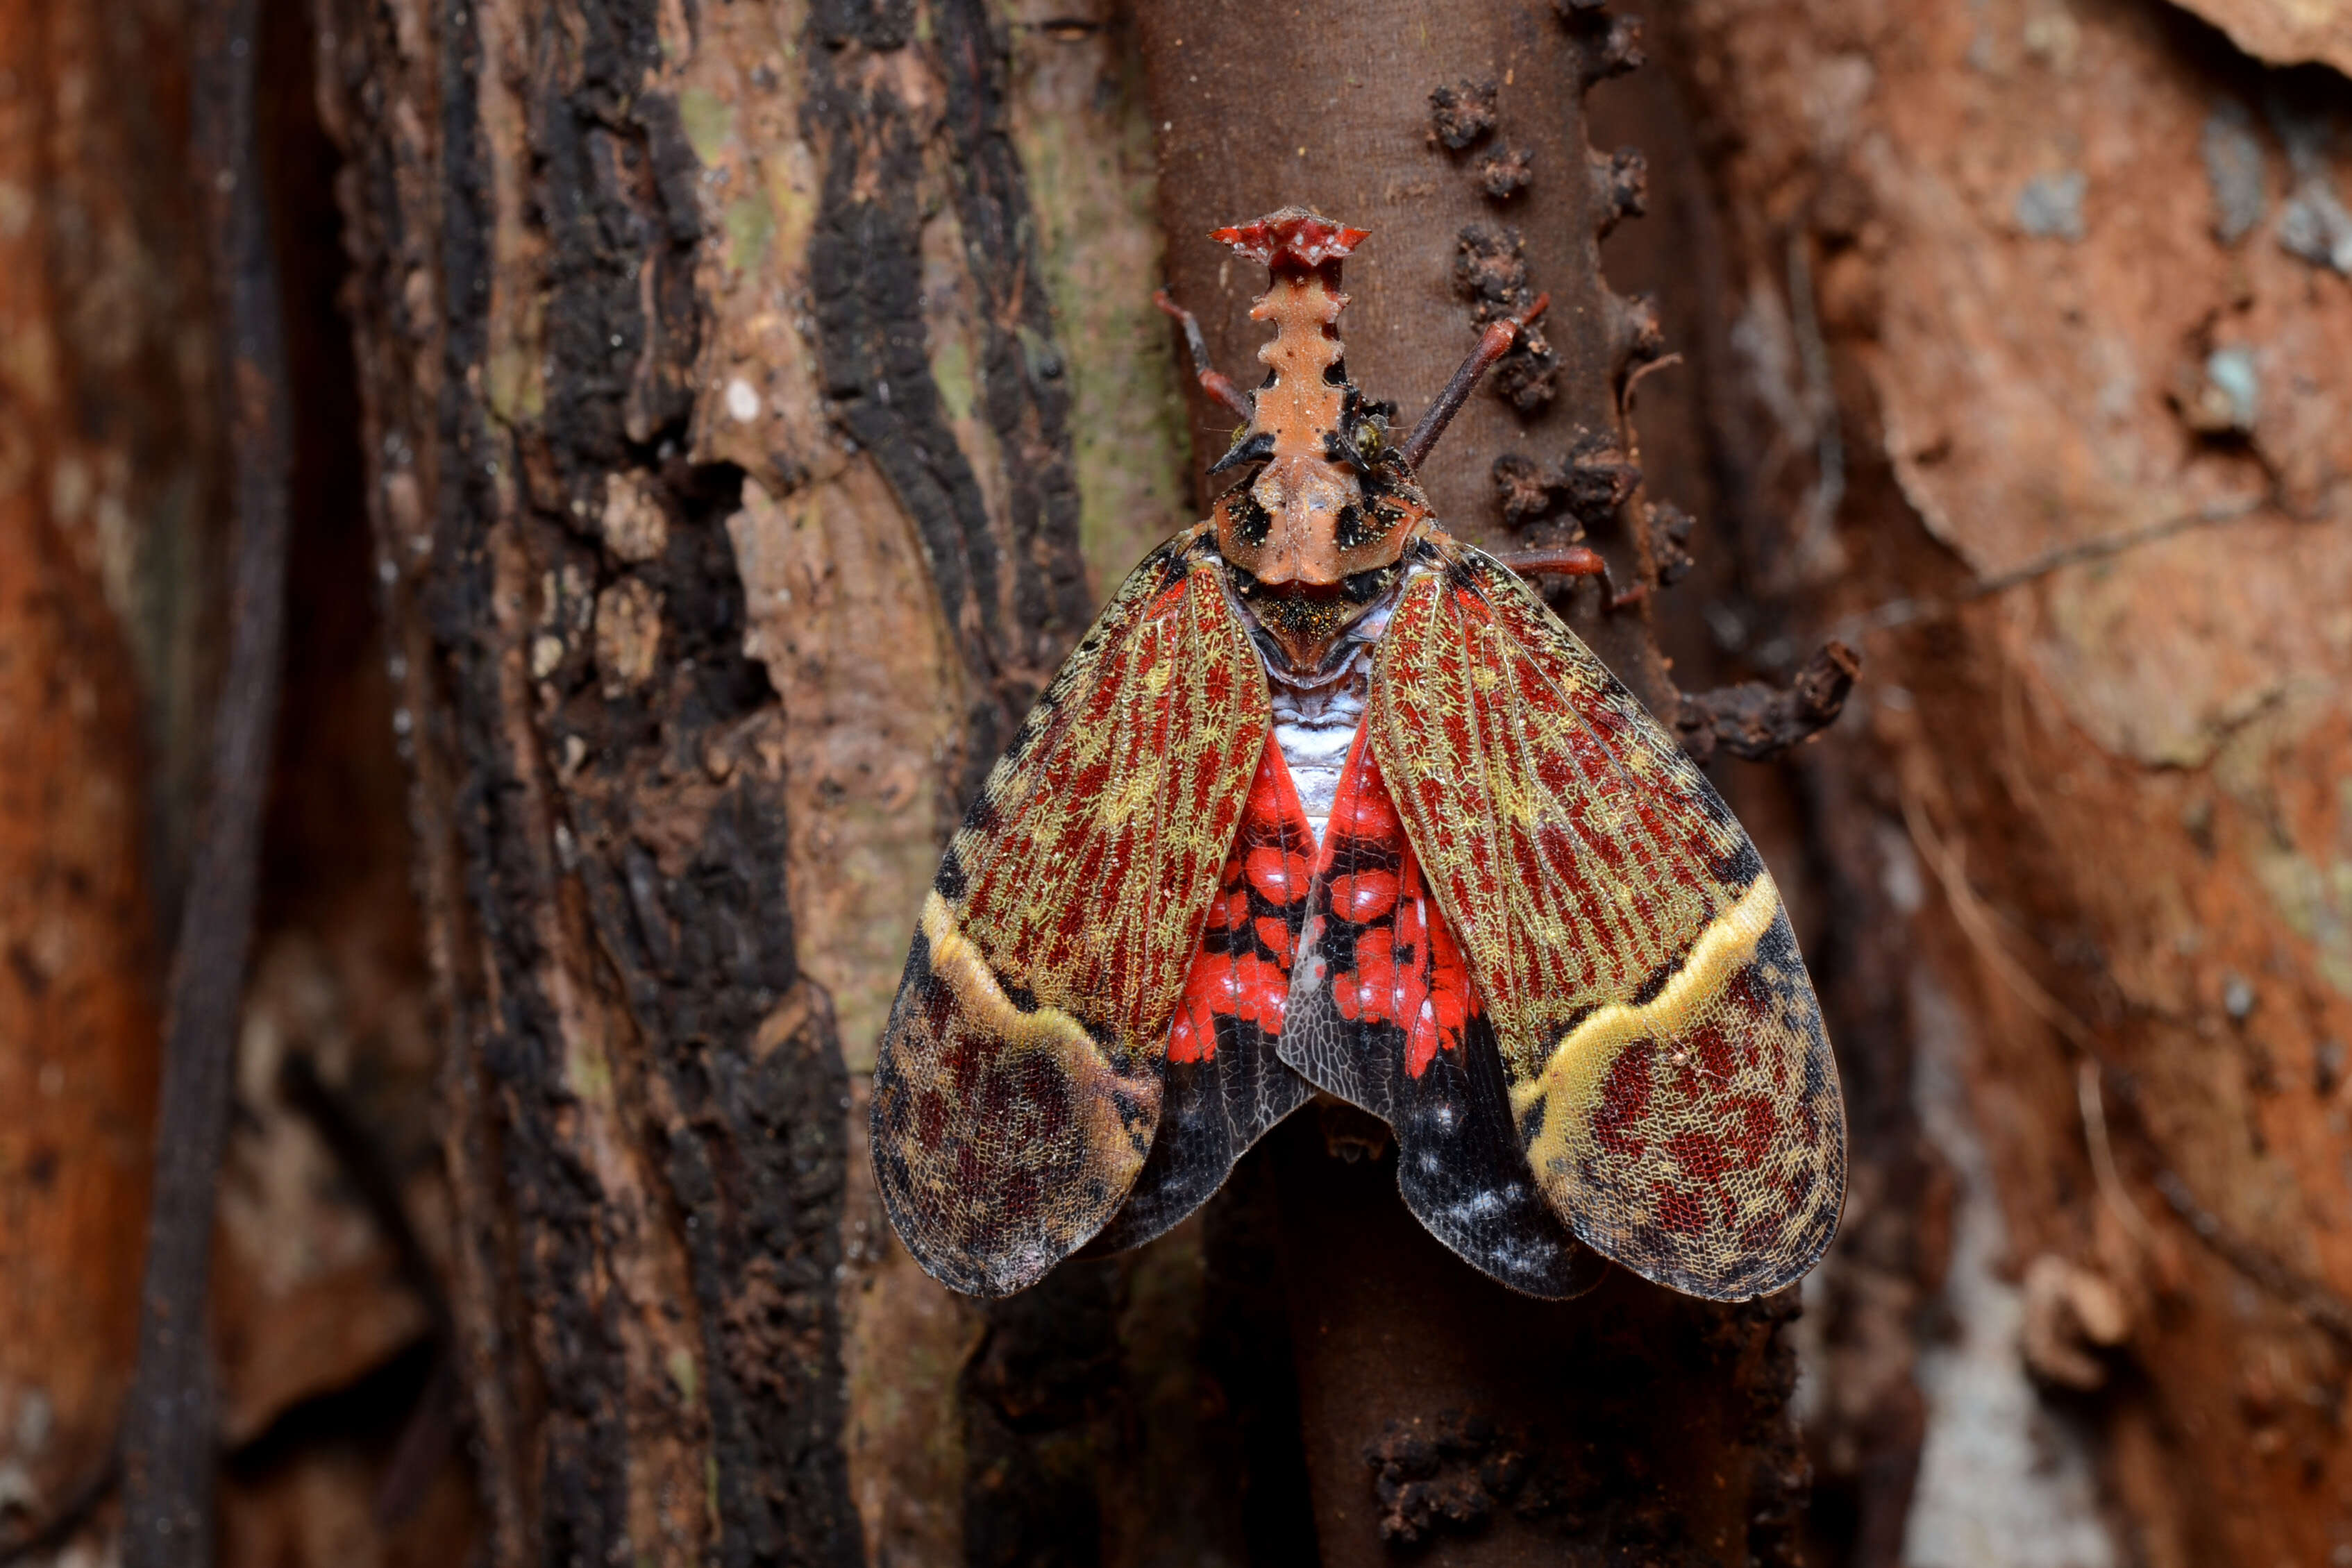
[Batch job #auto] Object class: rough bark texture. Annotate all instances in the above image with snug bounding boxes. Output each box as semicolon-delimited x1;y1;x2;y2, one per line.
303;0;1835;1561
10;0;2337;1562
310;0;872;1559
1614;3;2352;1565
0;0;202;1550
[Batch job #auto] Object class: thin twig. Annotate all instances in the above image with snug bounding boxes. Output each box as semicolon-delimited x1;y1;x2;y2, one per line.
1620;348;1683;409
2152;1171;2352;1347
1829;497;2262;643
2075;1061;2159;1254
1902;793;2163;1251
119;0;293;1562
1899;789;2094;1052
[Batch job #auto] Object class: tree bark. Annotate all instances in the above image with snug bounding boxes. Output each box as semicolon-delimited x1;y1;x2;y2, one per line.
1620;2;2352;1563
308;0;1851;1560
0;0;2317;1560
312;0;872;1560
0;0;216;1551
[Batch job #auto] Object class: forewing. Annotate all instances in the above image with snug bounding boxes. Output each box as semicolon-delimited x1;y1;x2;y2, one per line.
1368;535;1845;1299
871;525;1270;1296
1089;729;1318;1254
1280;729;1602;1299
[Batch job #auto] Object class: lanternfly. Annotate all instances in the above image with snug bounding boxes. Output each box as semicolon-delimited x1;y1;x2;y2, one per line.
870;210;1846;1301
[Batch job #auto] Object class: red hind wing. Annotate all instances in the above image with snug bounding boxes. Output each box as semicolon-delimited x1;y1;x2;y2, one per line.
1279;727;1602;1299
1089;730;1318;1254
870;525;1269;1297
1366;530;1845;1300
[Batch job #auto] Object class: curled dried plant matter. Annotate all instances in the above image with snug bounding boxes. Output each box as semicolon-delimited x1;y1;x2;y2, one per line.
1561;5;1645;82
1428;78;1499;150
1488;435;1641;531
1590;144;1648;235
1478;145;1534;201
1366;1411;1524;1545
2020;1254;2131;1390
1674;641;1860;765
1492;454;1568;530
1613;289;1667;375
1649;500;1697;584
1492;338;1561;411
1451;223;1560;407
1454;220;1531;319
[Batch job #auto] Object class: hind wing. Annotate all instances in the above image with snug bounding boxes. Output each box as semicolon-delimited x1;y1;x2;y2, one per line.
871;525;1270;1297
1366;535;1845;1301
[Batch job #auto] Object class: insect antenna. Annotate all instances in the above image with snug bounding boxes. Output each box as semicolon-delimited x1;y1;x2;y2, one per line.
1154;288;1253;420
1401;292;1549;467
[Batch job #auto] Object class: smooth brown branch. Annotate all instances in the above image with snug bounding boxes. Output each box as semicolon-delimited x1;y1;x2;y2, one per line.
119;0;294;1561
1154;288;1253;420
1672;641;1860;765
1402;292;1549;468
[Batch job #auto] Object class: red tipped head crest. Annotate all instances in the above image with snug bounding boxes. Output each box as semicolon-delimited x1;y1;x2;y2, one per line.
1209;208;1370;269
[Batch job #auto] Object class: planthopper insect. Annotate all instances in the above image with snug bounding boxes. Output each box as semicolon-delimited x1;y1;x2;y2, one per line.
870;208;1845;1302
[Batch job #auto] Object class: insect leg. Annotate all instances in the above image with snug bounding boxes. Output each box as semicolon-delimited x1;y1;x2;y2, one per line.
1490;542;1649;612
1400;292;1549;468
1154;289;1254;421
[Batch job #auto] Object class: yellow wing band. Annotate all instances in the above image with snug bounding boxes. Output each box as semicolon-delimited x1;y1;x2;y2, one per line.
1511;872;1781;1161
916;889;1157;1188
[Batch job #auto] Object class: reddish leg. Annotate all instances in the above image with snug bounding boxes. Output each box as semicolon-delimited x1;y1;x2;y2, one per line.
1154;289;1254;421
1493;542;1648;612
1400;293;1549;468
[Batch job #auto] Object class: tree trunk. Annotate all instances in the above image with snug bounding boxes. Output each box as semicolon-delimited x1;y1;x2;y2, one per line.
310;0;1827;1562
292;0;2352;1564
1141;5;1809;1564
1618;2;2352;1564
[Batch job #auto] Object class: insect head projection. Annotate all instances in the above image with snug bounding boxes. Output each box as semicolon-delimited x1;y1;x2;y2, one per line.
869;208;1846;1302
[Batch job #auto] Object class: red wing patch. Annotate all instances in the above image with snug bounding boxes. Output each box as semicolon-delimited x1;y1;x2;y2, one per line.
1091;730;1319;1254
1279;728;1602;1300
1366;528;1845;1301
871;525;1270;1298
1168;733;1316;1063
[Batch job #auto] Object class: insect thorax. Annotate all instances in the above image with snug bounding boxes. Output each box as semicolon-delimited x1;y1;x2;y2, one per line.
1206;208;1431;671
